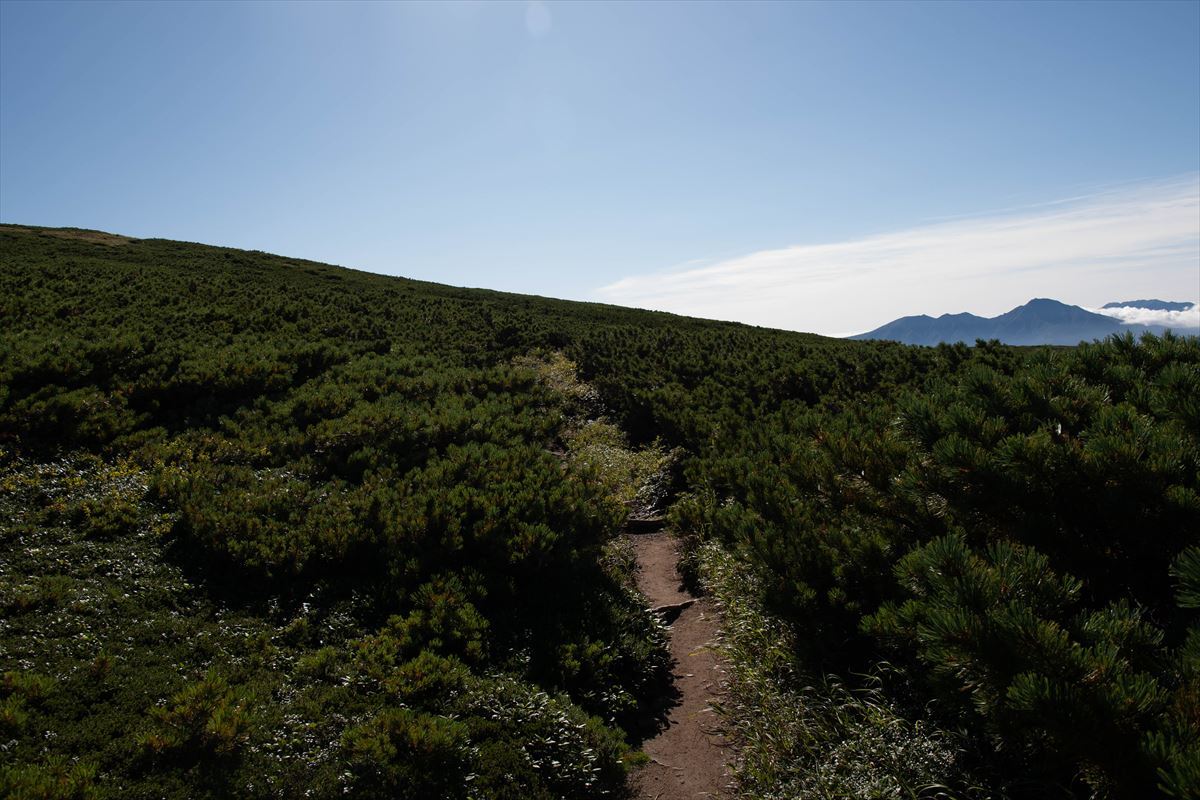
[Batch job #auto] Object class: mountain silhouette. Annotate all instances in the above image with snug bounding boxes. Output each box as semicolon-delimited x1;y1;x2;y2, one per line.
851;298;1127;346
1102;299;1196;311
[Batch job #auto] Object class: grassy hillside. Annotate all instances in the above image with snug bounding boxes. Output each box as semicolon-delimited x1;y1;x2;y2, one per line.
2;225;1197;799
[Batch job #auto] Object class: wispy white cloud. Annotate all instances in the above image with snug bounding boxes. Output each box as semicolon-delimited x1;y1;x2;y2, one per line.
594;175;1200;337
1091;303;1200;329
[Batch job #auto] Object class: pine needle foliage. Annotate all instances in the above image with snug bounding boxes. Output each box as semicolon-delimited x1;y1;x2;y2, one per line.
2;226;1196;798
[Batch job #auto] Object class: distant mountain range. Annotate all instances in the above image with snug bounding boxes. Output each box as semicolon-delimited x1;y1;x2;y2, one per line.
1102;299;1194;312
851;298;1199;346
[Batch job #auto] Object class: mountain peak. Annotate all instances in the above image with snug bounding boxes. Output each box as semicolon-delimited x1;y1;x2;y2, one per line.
852;298;1122;346
1000;298;1097;321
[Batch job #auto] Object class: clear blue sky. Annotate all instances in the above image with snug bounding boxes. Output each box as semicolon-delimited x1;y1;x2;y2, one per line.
2;1;1198;334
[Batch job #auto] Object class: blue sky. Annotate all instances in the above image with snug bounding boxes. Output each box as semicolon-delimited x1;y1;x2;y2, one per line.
2;0;1198;335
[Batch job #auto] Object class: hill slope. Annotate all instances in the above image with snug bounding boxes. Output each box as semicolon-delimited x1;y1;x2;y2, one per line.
0;224;919;799
3;225;1197;800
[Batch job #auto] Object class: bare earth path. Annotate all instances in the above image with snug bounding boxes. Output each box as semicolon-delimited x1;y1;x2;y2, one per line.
629;530;732;799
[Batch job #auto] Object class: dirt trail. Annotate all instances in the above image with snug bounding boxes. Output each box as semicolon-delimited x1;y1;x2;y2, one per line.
629;530;732;799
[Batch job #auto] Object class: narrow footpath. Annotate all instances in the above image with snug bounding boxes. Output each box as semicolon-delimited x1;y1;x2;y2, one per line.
629;529;732;799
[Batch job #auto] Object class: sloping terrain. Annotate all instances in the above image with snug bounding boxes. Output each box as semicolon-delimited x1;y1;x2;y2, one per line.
2;225;1197;799
0;224;899;799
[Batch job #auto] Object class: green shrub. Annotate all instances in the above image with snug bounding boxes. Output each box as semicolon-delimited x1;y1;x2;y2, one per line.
0;756;98;800
341;708;470;800
67;495;140;539
455;675;627;799
868;535;1169;795
137;671;252;762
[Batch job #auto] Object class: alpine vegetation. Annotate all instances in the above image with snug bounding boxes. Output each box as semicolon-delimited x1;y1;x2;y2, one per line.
1;226;1197;799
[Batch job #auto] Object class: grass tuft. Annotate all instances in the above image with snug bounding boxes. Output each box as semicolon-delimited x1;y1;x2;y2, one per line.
700;540;998;800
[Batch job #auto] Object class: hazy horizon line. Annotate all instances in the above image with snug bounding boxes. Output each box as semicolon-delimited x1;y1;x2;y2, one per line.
594;173;1200;337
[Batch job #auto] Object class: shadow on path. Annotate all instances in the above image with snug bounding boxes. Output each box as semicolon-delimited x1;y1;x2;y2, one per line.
627;530;732;800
